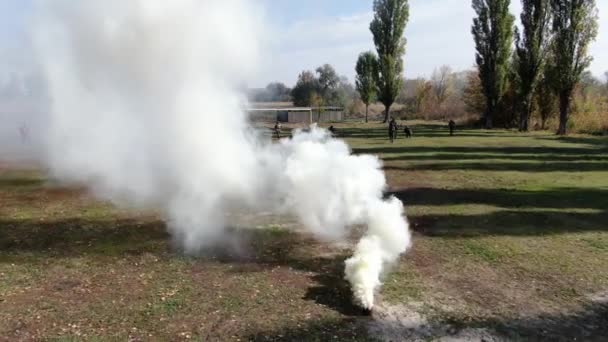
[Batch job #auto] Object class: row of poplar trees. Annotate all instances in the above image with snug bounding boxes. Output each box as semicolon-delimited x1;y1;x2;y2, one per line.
473;0;599;134
355;0;598;135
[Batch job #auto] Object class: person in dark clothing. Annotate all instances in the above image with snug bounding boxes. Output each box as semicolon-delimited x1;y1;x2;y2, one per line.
274;121;282;139
448;120;456;136
388;118;398;143
403;125;412;138
328;125;337;137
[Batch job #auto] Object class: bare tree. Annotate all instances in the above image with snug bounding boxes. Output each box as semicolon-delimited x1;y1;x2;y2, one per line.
463;69;487;116
414;79;433;114
431;65;454;105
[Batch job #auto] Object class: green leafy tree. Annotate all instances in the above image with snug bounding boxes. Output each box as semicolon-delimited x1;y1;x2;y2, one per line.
515;0;552;131
472;0;515;128
535;50;559;130
291;65;352;109
335;76;357;110
536;76;558;129
500;52;522;127
316;64;340;99
370;0;409;123
291;71;320;107
549;0;598;135
355;51;378;123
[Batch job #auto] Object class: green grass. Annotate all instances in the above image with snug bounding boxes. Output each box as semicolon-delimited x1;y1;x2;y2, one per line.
343;121;608;338
1;121;607;340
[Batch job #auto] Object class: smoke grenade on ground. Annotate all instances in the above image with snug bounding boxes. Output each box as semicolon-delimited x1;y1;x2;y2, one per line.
32;0;412;309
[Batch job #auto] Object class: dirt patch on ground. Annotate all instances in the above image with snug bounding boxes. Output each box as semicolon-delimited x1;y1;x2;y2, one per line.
368;303;502;342
367;292;608;342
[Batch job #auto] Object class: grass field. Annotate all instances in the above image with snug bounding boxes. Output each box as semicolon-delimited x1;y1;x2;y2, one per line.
1;121;607;341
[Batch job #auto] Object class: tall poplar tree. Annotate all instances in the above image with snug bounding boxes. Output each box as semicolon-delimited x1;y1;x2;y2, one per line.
549;0;598;135
355;51;378;123
472;0;515;129
515;0;552;131
370;0;409;123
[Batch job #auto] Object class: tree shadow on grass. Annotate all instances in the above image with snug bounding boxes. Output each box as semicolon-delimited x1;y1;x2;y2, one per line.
213;228;372;317
340;127;390;139
302;268;370;316
403;124;526;138
0;218;170;258
445;299;608;341
393;187;608;210
247;317;368;341
408;210;608;237
0;214;368;317
391;187;608;237
247;295;608;341
355;145;608;157
386;161;608;172
2;212;607;340
382;152;608;162
0;177;44;188
535;135;608;149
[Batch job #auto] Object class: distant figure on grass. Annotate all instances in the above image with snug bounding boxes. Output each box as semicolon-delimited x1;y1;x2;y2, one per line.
448;120;456;136
403;125;412;138
19;124;29;144
274;121;282;139
328;125;337;137
388;117;398;143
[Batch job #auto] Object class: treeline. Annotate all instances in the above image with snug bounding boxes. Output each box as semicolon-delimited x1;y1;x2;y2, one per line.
350;0;604;134
389;65;608;134
251;62;607;134
468;0;601;134
249;64;358;112
252;0;606;134
248;83;292;103
395;67;475;122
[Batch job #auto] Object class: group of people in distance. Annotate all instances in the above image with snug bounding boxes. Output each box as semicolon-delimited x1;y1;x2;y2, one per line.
388;118;413;143
388;118;456;143
272;118;456;142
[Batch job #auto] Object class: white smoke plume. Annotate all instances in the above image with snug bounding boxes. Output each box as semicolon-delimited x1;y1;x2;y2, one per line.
31;0;411;309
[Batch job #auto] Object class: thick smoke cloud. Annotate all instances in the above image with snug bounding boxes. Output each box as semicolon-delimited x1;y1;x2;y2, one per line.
30;0;411;309
0;72;47;162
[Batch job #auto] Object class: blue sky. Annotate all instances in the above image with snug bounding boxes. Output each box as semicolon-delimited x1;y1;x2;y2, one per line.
1;0;607;87
0;1;33;77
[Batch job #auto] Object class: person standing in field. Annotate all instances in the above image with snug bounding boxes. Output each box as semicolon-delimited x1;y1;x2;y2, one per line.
403;125;412;138
328;125;337;137
274;121;282;139
448;120;456;136
388;117;398;143
19;124;29;144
